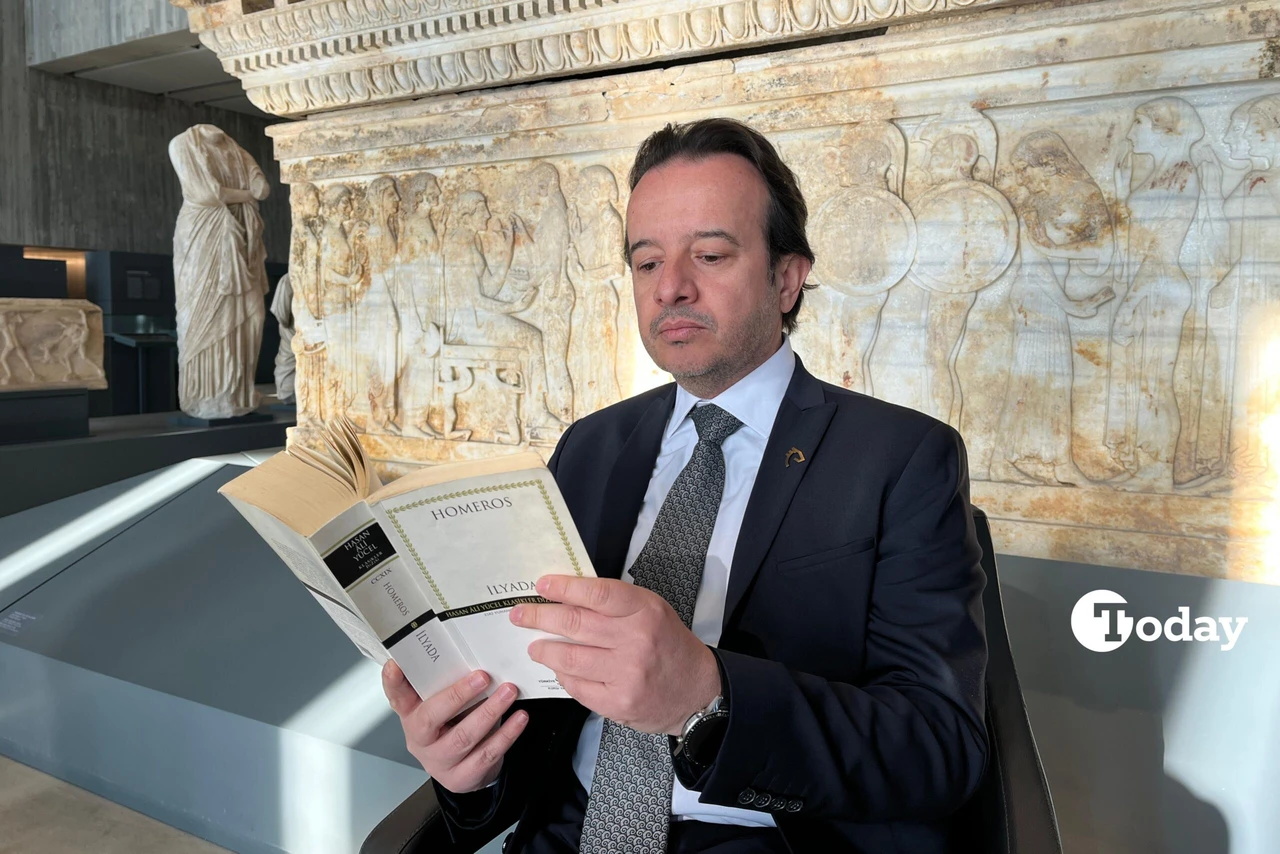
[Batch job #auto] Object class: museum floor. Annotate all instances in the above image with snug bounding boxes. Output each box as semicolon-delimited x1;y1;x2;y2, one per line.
0;755;228;853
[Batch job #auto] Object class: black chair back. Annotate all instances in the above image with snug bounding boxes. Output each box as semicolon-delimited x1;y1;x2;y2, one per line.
360;782;473;854
956;508;1064;854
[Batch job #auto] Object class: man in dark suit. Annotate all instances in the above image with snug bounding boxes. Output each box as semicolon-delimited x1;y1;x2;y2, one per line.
383;118;988;853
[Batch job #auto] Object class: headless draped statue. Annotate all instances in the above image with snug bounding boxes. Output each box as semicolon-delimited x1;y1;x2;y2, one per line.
169;124;270;419
271;272;296;404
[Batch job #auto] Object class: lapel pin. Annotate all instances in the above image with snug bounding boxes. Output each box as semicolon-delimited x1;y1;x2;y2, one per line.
785;447;806;467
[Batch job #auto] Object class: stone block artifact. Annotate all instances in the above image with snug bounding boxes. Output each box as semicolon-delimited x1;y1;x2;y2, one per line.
0;299;106;392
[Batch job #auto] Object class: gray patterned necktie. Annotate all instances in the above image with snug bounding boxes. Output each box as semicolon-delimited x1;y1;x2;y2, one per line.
579;403;743;854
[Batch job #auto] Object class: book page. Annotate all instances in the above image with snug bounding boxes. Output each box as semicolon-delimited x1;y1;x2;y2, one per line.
367;451;546;503
371;465;595;699
218;451;358;538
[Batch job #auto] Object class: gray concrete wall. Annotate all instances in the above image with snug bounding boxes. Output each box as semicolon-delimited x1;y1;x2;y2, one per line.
1000;554;1280;854
25;0;192;71
1;0;289;262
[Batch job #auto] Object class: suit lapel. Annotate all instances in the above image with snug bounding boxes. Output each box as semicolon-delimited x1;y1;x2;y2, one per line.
724;360;835;627
593;387;676;580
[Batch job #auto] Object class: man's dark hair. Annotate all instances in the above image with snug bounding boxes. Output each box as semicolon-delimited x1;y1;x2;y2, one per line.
625;118;818;334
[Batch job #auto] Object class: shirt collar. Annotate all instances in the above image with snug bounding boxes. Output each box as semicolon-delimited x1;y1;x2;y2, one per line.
667;337;796;442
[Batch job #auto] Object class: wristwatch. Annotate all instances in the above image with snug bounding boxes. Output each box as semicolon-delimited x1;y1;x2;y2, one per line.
673;694;730;767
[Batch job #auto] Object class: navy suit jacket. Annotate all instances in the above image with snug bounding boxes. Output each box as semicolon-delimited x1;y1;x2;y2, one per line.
437;357;989;853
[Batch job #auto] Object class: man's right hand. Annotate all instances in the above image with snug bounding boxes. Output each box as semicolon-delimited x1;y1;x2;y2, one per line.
382;661;529;793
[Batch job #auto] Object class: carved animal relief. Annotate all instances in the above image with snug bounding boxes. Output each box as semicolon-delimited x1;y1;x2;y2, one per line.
0;300;107;392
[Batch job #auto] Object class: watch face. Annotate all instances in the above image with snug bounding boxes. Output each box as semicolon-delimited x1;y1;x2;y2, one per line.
684;711;730;766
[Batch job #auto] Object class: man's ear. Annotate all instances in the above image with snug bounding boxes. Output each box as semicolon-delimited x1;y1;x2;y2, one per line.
776;254;812;315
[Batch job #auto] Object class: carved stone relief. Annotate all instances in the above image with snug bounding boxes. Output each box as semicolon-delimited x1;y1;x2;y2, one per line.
173;0;1016;117
801;121;916;396
256;0;1279;580
0;299;107;392
286;156;646;464
906;105;1018;429
567;165;627;418
990;129;1115;486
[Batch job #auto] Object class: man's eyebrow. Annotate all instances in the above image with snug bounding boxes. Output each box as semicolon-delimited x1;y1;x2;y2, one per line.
628;237;657;256
627;229;741;257
691;229;741;246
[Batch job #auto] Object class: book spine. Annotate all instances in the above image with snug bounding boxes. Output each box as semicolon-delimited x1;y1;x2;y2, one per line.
315;503;471;699
366;500;488;675
223;496;393;665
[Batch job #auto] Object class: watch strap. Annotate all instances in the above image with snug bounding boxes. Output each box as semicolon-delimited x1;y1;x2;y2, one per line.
670;648;732;785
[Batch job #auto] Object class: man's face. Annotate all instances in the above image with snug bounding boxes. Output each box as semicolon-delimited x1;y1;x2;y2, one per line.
626;154;805;392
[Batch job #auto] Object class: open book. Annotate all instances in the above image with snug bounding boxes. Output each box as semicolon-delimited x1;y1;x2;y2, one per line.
219;417;594;701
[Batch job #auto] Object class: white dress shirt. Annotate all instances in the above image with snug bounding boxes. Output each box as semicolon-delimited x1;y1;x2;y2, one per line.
571;337;796;827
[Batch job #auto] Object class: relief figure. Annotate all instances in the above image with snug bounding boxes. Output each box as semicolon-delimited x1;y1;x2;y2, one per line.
319;184;365;416
291;183;324;320
908;108;1018;428
292;279;325;420
270;273;296;404
361;176;403;432
567;165;625;418
506;163;575;424
441;191;548;441
62;317;100;383
396;173;448;437
808;123;917;395
0;313;35;384
1106;98;1211;487
1213;94;1280;486
994;131;1116;485
1170;141;1234;489
290;183;327;422
31;310;103;385
36;315;91;382
168;124;270;419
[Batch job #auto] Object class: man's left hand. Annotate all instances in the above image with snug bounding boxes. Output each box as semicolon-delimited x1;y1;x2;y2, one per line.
510;575;720;736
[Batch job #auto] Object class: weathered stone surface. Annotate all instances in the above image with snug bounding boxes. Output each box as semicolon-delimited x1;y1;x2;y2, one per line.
0;299;106;392
178;0;1280;581
174;0;1020;117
